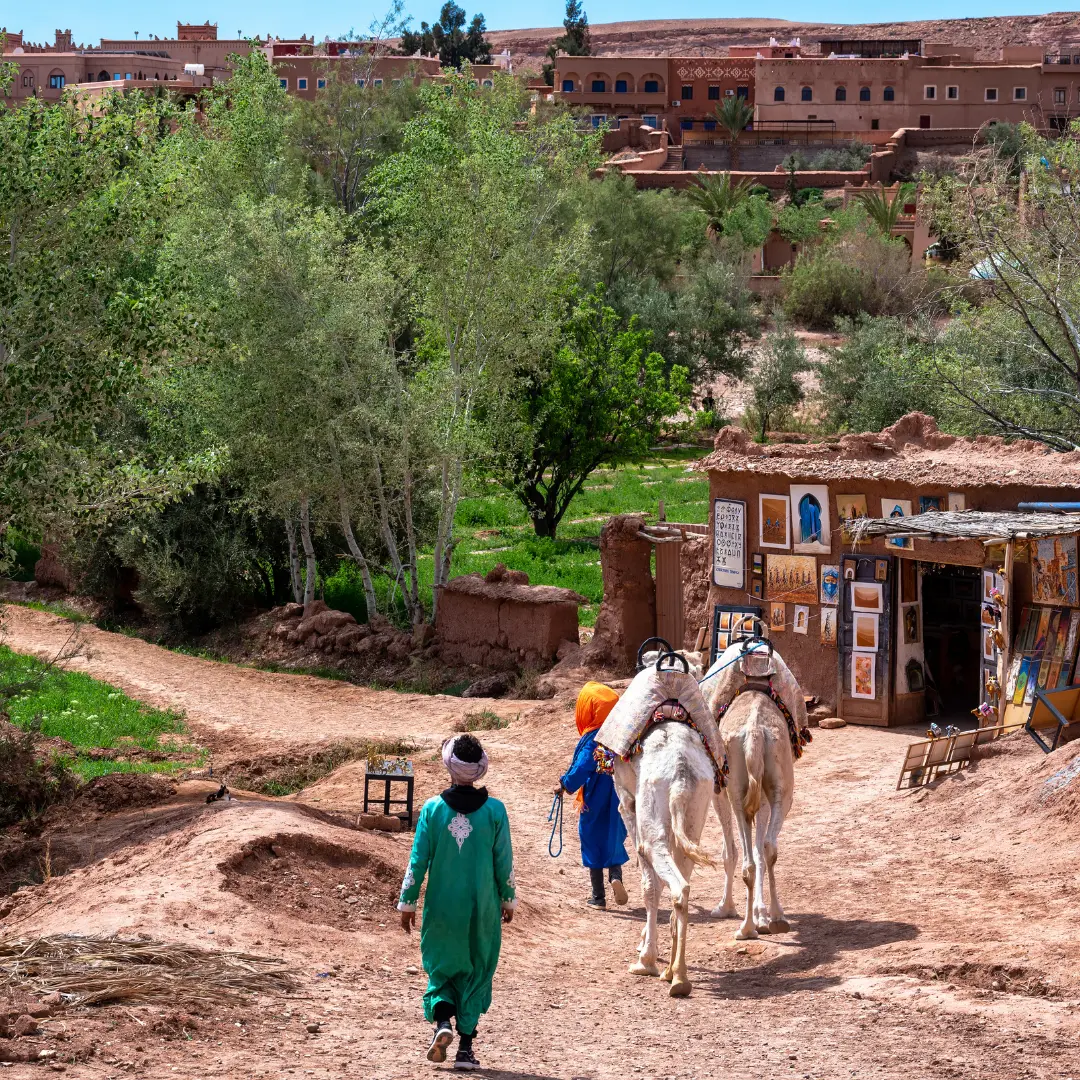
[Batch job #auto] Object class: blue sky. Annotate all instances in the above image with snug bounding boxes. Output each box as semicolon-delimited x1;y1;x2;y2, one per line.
7;2;1067;46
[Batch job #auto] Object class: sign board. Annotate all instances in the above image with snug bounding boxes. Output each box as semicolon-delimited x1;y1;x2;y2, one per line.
712;498;746;589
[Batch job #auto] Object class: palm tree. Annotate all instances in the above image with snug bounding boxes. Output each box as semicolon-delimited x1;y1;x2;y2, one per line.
715;95;754;171
686;173;750;234
856;181;917;235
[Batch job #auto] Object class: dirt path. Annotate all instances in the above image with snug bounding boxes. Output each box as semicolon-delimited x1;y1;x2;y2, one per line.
2;605;1079;1079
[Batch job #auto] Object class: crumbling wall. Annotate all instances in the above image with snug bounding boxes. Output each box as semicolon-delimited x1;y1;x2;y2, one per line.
580;514;656;674
681;534;710;651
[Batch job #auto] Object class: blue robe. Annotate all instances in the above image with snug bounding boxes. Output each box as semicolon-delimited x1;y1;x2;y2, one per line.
560;730;629;870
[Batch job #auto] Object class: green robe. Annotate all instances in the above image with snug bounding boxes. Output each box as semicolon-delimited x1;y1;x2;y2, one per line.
398;794;516;1034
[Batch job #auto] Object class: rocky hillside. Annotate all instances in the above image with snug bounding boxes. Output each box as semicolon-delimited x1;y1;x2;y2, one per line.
489;11;1080;72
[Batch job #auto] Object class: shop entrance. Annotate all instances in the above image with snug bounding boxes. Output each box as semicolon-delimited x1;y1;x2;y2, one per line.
920;564;982;723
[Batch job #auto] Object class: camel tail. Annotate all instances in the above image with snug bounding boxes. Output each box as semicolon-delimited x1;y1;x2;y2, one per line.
743;727;764;819
671;795;715;868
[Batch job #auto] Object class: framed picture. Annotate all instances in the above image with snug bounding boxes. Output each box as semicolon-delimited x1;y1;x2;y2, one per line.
874;558;889;582
850;581;884;614
851;654;876;700
820;607;837;646
902;603;920;644
766;554;819;604
982;568;1004;603
982;625;997;662
900;559;918;603
905;658;924;693
1032;536;1079;606
793;605;809;634
820;564;840;606
751;578;763;599
948;492;966;511
853;612;879;652
712;498;746;589
790;484;831;554
769;602;786;632
880;498;914;550
836;494;868;540
718;611;732;631
842;559;857;581
919;495;943;513
752;552;764;575
1062;611;1080;686
758;494;791;550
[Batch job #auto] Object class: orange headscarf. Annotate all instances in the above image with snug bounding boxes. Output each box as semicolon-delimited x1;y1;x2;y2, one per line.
572;682;620;811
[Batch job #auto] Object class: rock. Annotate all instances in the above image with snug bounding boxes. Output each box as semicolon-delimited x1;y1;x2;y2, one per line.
412;621;436;649
280;602;304;619
270;623;293;640
485;563;529;586
461;673;513;699
25;1006;51;1019
296;608;357;641
303;599;329;618
40;995;62;1008
405;965;419;976
375;814;403;833
385;639;412;662
306;1022;321;1034
37;1050;56;1060
345;896;359;905
358;813;379;830
819;717;847;730
12;1015;37;1037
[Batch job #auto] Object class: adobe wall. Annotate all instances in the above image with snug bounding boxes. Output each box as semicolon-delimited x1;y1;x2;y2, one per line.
625;167;870;191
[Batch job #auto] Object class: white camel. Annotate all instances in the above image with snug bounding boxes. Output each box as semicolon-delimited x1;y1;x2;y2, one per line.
701;638;807;940
598;663;725;998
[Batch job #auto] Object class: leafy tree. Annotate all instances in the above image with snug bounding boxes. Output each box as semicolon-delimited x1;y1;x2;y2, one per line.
716;95;754;170
543;0;591;86
747;324;808;442
856;181;916;235
400;2;492;67
490;286;689;537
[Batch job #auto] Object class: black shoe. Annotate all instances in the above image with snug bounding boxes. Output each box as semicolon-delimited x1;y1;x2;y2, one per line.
427;1021;454;1063
454;1047;481;1071
587;896;606;908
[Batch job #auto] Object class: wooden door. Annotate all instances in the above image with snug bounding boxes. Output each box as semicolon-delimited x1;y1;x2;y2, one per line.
838;553;894;726
654;539;684;650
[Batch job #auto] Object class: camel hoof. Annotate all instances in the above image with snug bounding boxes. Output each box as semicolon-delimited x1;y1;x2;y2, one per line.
711;903;739;919
669;978;692;998
734;927;759;941
660;967;674;983
629;960;660;977
769;918;791;934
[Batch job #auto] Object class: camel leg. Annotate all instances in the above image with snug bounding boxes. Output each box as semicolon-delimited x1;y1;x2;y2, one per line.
763;794;790;934
753;804;772;934
668;888;692;998
629;859;661;977
645;835;693;994
661;908;677;983
710;791;738;919
730;792;758;941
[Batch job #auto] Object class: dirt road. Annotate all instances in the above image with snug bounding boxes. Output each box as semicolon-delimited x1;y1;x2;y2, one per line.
2;605;1079;1079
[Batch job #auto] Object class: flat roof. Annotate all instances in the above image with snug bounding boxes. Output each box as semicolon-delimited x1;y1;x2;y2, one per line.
850;509;1080;542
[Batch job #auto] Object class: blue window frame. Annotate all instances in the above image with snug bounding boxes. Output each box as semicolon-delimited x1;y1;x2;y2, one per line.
703;119;716;131
859;86;870;101
317;78;327;89
615;79;627;93
801;86;812;101
736;85;748;98
774;86;785;101
561;79;574;92
591;79;605;92
680;118;693;130
883;85;895;101
835;86;846;101
644;79;659;93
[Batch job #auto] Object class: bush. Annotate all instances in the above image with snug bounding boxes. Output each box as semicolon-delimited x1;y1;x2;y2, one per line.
323;562;369;623
0;720;77;826
455;709;514;732
809;141;871;171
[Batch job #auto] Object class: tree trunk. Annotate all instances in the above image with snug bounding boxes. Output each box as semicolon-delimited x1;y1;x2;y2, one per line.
532;514;556;538
338;492;378;620
299;495;317;608
730;137;740;171
284;516;303;604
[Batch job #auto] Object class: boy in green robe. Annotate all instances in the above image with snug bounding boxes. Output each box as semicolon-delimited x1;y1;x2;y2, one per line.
399;733;516;1071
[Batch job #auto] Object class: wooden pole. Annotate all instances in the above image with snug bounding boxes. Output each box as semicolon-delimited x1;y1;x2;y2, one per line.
998;539;1015;725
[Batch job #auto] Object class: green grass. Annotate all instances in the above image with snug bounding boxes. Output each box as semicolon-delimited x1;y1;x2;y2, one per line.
0;645;201;780
454;709;515;732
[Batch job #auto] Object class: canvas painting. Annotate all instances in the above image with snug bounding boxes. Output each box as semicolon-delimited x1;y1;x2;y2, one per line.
905;658;924;693
792;605;809;634
852;654;876;700
820;607;837;647
751;578;763;599
836;494;868;540
881;498;914;550
769;602;786;632
850;581;884;614
759;494;791;550
982;568;1004;603
843;560;857;580
919;495;943;513
1032;536;1079;606
790;484;831;554
902;603;920;644
820;564;840;606
752;553;764;575
1024;662;1040;704
1034;608;1052;654
766;554;819;604
948;493;966;511
853;612;879;652
982;625;997;663
875;558;889;581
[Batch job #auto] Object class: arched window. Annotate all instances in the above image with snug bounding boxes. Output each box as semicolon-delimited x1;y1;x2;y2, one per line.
801;86;812;102
590;78;605;93
883;85;895;101
859;86;870;101
835;86;846;102
774;86;785;101
561;79;574;92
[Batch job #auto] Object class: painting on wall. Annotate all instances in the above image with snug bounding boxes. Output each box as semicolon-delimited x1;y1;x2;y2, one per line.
769;602;786;632
948;493;966;511
793;605;809;634
759;494;791;550
982;625;998;663
850;581;884;614
1031;536;1079;606
820;607;837;646
790;484;831;554
751;578;763;599
982;568;1005;603
902;603;920;644
919;495;943;513
852;654;876;700
766;554;819;604
853;612;879;652
905;658;925;693
842;559;857;580
836;494;869;539
874;558;889;582
752;553;764;575
820;564;840;606
880;498;914;550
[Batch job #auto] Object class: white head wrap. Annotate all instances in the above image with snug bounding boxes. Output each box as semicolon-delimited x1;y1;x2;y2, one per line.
442;737;489;786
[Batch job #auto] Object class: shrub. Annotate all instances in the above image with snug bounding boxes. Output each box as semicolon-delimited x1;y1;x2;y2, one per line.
0;720;77;826
809;141;871;171
455;709;514;732
323;562;369;623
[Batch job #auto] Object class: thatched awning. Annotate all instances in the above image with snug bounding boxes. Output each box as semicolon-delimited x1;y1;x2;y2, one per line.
848;510;1080;544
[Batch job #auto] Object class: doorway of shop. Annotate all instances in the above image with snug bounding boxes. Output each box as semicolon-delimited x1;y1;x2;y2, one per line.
920;564;982;724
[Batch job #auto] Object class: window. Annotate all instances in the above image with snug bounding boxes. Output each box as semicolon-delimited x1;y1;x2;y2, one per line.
835;86;846;101
643;79;659;93
985;87;998;101
48;74;65;89
615;79;628;93
919;114;931;128
356;77;366;87
317;78;327;89
946;85;958;99
297;77;308;90
801;86;812;101
1055;87;1067;104
279;77;288;88
703;119;716;131
883;85;894;101
708;85;720;100
125;72;132;80
373;78;383;88
561;79;574;92
859;86;870;101
871;118;880;130
641;114;658;127
923;85;936;100
591;79;605;92
774;86;785;101
113;73;122;81
21;74;30;87
736;85;748;98
681;84;693;100
1014;86;1027;100
680;118;693;130
590;114;606;128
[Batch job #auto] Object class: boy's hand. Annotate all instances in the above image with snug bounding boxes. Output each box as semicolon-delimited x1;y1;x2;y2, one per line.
400;910;416;933
502;908;514;924
552;784;564;796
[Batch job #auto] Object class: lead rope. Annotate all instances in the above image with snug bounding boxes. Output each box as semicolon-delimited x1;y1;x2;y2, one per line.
547;790;564;858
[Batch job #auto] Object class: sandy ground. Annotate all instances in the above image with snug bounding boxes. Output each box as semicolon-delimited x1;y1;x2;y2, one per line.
2;604;1080;1078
